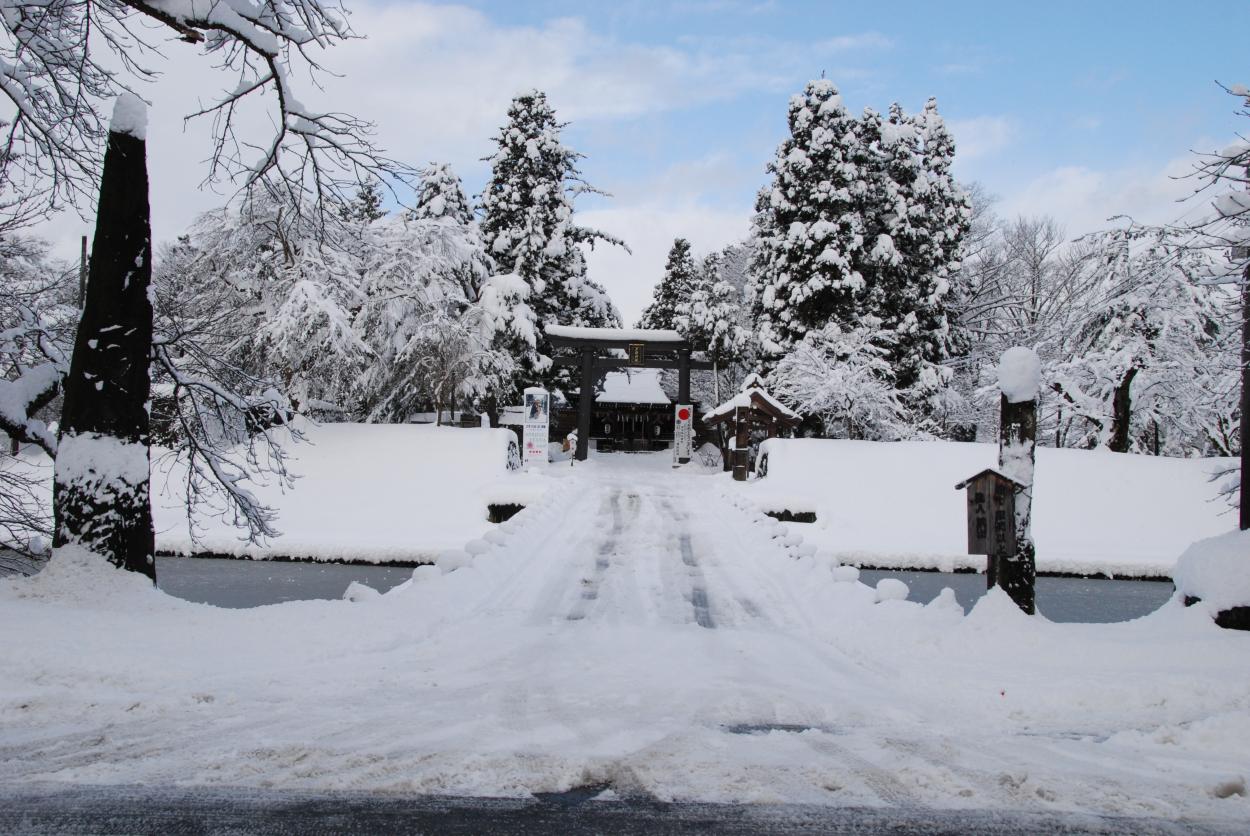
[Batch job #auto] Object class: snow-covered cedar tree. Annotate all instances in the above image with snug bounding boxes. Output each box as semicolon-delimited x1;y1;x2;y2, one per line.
749;79;866;364
53;94;156;580
0;0;410;233
769;322;909;440
410;163;476;225
0;237;76;556
1049;227;1234;455
479;89;624;391
677;248;752;406
883;99;970;420
639;238;698;330
748;82;969;437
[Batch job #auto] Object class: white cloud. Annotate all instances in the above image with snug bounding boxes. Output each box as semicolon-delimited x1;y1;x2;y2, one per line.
997;154;1204;236
947;116;1016;160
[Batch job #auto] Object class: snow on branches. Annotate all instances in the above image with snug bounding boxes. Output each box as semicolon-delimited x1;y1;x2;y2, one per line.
0;0;408;231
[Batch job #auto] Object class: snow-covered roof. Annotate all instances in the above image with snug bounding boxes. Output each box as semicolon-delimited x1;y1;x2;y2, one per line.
703;388;800;423
546;324;685;343
595;369;670;405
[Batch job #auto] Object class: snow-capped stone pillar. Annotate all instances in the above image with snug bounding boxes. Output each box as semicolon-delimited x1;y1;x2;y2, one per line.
996;347;1040;614
53;93;155;582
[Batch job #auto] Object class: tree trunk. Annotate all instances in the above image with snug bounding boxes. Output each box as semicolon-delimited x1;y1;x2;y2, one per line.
53;117;155;582
1108;367;1137;453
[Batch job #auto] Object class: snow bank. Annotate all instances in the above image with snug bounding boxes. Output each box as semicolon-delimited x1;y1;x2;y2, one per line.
745;439;1233;577
154;421;547;563
1174;528;1250;613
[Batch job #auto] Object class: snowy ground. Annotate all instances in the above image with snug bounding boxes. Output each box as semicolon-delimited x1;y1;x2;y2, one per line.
741;439;1233;577
1;451;1247;825
153;421;543;563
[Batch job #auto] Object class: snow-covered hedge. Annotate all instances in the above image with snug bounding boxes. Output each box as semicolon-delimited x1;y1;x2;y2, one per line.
744;438;1233;578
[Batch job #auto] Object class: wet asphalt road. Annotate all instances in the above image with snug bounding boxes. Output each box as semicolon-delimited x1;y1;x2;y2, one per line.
1;784;1242;835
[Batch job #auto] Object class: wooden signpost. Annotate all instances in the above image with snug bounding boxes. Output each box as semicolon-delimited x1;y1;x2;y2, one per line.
955;468;1025;589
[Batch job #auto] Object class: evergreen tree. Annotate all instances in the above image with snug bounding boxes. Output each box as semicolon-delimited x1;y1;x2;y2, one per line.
639;238;698;330
342;181;386;224
479;90;623;389
901;98;971;409
748;79;866;365
411;163;475;224
681;251;749;365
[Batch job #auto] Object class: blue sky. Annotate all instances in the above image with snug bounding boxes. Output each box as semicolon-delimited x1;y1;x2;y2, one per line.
52;1;1250;323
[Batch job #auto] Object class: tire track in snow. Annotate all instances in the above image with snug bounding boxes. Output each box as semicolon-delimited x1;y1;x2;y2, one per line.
566;489;621;622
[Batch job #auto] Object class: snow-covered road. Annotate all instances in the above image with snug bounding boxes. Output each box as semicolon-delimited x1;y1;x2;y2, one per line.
2;452;1248;826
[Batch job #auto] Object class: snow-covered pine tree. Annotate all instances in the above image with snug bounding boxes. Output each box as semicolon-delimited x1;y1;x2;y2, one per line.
53;94;155;580
479;90;623;389
410;163;475;225
640;238;699;330
749;79;866;366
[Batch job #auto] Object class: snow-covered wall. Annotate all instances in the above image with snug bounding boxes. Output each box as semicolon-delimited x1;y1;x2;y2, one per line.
153;421;545;563
745;439;1233;578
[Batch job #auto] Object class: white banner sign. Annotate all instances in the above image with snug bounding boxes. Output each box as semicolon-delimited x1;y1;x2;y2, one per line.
522;388;550;469
674;403;693;463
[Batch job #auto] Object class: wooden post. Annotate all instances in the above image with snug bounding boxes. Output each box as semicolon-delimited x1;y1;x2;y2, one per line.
732;406;749;481
998;394;1037;614
576;348;594;461
677;349;692;464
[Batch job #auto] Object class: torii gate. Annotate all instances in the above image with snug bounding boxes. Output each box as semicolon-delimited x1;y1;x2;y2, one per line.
547;325;713;462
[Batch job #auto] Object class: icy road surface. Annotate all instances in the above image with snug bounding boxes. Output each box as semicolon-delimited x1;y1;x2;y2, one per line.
1;452;1248;826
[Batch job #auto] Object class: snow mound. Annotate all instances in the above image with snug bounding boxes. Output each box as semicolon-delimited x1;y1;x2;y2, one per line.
2;544;169;609
1173;528;1250;614
998;346;1041;403
874;577;909;602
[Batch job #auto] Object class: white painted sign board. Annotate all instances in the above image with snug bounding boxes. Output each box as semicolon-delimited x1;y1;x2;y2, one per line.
674;403;693;463
522;387;550;469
